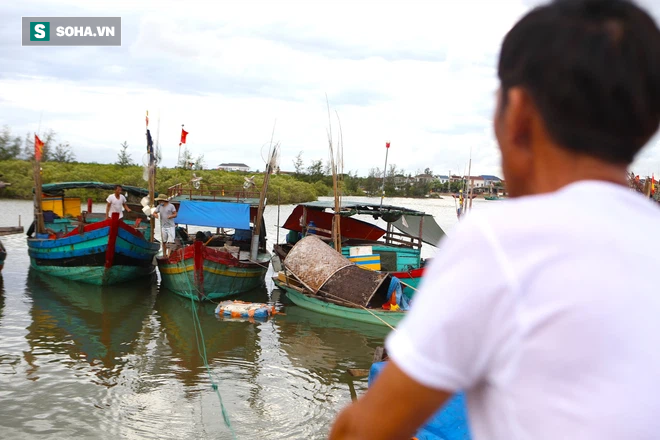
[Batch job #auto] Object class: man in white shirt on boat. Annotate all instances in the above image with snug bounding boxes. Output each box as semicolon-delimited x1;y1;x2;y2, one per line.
106;184;131;219
153;195;177;257
330;0;660;439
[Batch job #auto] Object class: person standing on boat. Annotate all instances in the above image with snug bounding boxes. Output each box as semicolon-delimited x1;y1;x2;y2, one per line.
106;185;131;219
153;195;177;257
330;1;660;439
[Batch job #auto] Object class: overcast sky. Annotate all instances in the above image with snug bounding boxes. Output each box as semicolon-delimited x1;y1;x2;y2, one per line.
2;0;660;177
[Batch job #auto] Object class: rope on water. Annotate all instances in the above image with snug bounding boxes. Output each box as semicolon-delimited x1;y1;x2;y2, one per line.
296;282;398;332
177;257;238;439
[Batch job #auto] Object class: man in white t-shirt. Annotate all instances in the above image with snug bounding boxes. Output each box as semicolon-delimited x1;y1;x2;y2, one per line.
330;1;660;439
105;185;131;219
153;195;177;257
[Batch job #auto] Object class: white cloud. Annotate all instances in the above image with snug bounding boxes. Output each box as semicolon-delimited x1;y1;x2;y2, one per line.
2;0;659;178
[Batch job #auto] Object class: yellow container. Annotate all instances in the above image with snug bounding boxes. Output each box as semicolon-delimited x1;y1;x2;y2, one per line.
42;197;81;218
348;254;381;271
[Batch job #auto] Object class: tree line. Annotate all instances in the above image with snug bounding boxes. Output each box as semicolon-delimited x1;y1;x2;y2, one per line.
290;151;470;198
0;126;75;163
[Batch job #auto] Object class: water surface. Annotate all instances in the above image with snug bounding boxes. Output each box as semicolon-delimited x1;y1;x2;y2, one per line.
0;196;491;439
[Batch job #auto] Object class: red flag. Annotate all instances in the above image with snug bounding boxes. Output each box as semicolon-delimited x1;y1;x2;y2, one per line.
386;141;390;149
35;134;44;161
180;127;188;146
653;174;656;195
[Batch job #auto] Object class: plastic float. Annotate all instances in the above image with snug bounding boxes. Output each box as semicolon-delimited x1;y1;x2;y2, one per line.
214;300;277;319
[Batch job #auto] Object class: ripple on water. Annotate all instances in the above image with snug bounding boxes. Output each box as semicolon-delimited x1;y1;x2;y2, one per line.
0;200;462;439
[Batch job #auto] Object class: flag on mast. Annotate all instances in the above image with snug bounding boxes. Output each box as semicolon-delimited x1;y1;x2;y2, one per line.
146;111;149;127
179;126;188;146
35;134;44;161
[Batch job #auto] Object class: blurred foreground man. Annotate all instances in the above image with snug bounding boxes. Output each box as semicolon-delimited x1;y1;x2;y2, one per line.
330;0;660;439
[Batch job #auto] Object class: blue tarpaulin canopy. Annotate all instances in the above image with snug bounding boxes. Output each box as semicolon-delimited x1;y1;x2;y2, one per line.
175;201;250;230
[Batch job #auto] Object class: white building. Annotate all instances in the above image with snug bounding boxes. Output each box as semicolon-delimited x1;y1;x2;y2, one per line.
218;163;250;172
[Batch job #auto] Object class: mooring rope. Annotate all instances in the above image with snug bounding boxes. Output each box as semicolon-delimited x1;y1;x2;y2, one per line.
176;256;238;439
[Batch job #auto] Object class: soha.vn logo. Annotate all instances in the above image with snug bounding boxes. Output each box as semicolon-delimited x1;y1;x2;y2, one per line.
29;22;50;41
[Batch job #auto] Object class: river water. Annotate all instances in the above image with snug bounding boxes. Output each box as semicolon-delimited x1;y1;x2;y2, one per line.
0;195;492;439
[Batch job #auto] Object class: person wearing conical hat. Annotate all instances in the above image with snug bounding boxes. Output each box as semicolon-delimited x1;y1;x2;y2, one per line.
153;195;177;257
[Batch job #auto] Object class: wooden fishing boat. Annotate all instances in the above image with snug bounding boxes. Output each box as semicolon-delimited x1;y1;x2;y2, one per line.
0;240;6;272
27;181;160;286
273;235;409;327
157;144;278;301
156;203;272;300
273;201;444;296
274;277;405;327
484;195;503;201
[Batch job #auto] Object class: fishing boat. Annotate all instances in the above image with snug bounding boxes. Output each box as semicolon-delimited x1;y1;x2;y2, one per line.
273;235;408;327
156;200;272;300
484;195;503;201
272;201;445;295
26;181;160;285
0;240;6;272
157;143;279;301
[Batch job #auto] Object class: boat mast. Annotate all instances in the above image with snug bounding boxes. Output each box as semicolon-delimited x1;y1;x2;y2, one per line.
33;137;45;235
147;111;156;242
467;146;473;212
251;123;279;260
380;141;390;208
327;98;343;252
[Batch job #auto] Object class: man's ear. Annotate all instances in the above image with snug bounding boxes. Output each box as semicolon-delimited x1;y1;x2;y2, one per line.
504;87;534;153
500;86;536;171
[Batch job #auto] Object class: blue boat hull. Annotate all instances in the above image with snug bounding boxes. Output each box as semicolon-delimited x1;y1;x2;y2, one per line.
27;215;159;286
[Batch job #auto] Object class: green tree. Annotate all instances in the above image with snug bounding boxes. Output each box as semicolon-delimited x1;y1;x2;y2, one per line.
293;151;304;176
116;141;134;166
193;154;205;170
307;159;324;181
0;126;22;161
178;147;194;169
51;142;75;163
364;167;381;196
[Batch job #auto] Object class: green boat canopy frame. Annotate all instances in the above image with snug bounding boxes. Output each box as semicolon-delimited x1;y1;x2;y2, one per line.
38;181;156;198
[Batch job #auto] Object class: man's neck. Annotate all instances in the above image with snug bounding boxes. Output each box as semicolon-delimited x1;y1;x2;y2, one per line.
531;145;628;194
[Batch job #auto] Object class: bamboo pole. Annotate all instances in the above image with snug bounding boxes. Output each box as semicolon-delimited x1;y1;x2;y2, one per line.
33;159;45;234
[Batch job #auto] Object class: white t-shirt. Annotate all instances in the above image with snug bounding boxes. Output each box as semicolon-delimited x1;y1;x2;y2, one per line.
106;194;127;219
386;180;660;440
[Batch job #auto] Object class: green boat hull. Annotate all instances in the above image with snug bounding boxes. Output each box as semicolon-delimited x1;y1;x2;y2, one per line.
274;279;405;328
157;242;270;301
28;262;155;286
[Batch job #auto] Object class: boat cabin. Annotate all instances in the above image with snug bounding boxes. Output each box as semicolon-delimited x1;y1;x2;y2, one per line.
32;182;154;238
277;201;445;272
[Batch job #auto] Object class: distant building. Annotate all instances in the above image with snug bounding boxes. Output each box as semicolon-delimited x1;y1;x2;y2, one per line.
414;174;435;184
435;175;450;184
466;176;486;188
218;163;250;172
481;175;502;185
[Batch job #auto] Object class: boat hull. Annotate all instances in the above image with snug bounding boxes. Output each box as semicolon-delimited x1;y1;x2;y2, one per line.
158;240;270;301
274;279;405;327
27;215;159;286
274;244;425;297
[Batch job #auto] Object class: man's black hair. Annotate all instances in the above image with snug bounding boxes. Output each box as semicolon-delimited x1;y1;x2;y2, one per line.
498;0;660;164
115;184;122;189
